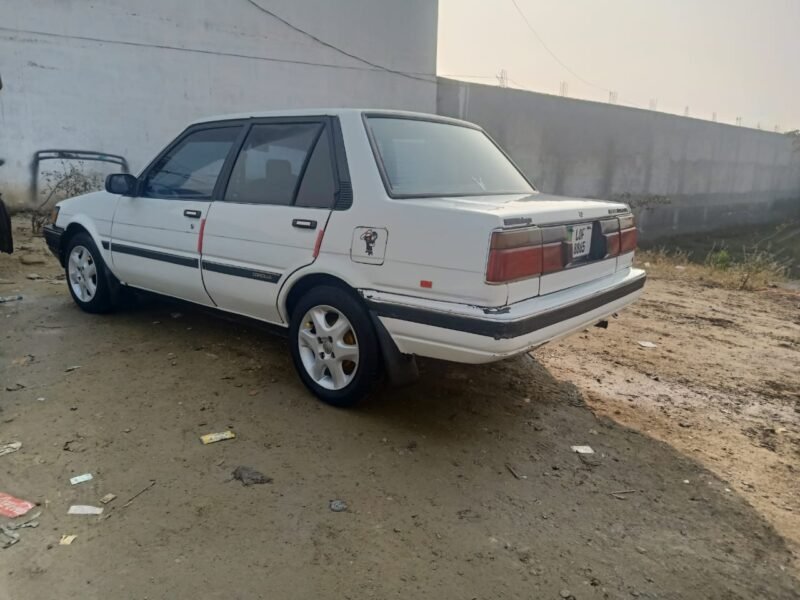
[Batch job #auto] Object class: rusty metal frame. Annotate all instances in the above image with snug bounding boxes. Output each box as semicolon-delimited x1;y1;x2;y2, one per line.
31;149;130;201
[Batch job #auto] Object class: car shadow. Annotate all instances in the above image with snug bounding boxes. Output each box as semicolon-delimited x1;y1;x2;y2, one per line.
355;353;798;597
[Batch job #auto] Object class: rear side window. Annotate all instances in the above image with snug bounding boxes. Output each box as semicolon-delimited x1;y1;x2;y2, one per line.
365;117;533;198
224;123;328;206
295;128;336;208
142;126;240;199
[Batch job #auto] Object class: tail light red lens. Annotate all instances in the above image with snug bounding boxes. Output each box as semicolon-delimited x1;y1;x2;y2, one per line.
618;214;637;253
541;243;563;273
486;246;543;282
486;213;636;283
602;214;636;256
541;226;567;273
601;218;621;258
486;228;544;283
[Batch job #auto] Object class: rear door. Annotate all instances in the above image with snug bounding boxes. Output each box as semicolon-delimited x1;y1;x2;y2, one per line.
110;122;243;304
201;117;345;323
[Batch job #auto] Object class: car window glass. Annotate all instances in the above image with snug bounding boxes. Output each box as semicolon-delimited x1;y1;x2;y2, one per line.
224;123;321;205
295;128;336;209
366;117;533;198
143;127;240;198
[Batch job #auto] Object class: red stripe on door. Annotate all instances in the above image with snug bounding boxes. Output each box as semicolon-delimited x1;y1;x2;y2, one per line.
312;228;325;258
197;218;207;254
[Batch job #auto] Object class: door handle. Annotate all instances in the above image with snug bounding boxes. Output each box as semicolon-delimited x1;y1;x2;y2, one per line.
184;209;202;219
292;218;317;229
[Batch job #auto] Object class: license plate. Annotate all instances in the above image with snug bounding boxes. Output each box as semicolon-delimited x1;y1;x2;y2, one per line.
570;224;593;259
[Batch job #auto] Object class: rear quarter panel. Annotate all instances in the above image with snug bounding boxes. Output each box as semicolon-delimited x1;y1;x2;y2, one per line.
317;112;507;307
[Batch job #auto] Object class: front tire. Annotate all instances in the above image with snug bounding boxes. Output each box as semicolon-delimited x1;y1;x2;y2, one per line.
289;285;380;407
65;232;114;313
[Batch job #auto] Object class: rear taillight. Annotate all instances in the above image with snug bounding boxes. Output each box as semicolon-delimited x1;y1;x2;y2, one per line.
486;229;542;283
541;226;568;273
602;214;637;257
487;214;636;284
486;227;569;283
601;219;621;257
618;214;637;253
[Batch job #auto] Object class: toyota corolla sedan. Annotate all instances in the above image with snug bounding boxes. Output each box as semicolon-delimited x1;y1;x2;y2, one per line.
44;109;645;406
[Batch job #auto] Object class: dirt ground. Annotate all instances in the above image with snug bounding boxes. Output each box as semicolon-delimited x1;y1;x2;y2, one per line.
1;217;798;599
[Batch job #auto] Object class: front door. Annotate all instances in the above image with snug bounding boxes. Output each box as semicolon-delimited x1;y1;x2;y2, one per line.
200;118;341;323
110;123;243;305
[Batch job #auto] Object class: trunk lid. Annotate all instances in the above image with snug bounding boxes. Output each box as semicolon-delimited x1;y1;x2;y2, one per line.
402;192;630;225
403;192;632;302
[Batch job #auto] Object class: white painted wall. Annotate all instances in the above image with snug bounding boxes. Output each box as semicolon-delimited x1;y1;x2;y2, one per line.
0;0;438;207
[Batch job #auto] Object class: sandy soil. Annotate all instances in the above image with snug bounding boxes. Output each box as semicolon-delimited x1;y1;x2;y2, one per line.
1;217;798;599
540;276;800;569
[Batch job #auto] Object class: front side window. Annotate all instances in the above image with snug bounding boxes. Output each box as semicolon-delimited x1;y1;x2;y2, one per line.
224;123;330;206
365;117;534;198
142;126;240;198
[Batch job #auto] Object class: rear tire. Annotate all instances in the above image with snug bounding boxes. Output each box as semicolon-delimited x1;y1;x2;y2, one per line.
64;232;115;314
289;285;380;407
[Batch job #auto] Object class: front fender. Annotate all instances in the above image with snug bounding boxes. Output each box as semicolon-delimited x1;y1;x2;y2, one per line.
57;213;115;276
55;191;119;271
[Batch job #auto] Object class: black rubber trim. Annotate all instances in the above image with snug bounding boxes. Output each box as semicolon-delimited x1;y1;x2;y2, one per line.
101;240;110;250
369;311;419;386
330;116;353;211
201;261;280;284
110;243;198;268
367;274;646;340
43;224;64;259
1;198;14;254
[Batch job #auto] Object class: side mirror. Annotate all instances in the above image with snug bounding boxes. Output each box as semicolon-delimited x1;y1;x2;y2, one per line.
105;173;137;196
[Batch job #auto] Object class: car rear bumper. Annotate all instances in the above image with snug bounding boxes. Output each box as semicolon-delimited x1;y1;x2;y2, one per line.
363;268;646;364
43;224;64;262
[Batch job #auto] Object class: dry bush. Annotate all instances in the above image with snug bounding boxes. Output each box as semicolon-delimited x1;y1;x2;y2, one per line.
636;246;788;291
31;161;102;233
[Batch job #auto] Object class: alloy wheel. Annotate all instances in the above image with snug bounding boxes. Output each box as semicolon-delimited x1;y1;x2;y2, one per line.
297;305;360;390
67;245;98;302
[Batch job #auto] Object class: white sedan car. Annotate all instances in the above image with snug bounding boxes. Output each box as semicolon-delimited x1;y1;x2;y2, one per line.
44;109;645;406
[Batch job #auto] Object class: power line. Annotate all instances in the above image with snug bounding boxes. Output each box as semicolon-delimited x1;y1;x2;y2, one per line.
244;0;435;84
508;77;533;91
510;0;612;93
0;26;417;77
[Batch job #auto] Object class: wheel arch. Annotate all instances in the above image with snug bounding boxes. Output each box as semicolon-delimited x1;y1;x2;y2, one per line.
60;217;121;289
60;217;122;307
61;217;98;250
60;216;110;266
282;272;358;323
281;270;419;387
58;223;91;266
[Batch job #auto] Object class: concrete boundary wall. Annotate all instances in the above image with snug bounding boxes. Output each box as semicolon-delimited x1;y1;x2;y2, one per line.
437;79;800;240
0;0;438;209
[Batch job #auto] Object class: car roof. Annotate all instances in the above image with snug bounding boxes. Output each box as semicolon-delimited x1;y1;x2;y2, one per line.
189;108;476;128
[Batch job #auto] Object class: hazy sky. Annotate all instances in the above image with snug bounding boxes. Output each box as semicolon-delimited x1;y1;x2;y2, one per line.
438;0;800;131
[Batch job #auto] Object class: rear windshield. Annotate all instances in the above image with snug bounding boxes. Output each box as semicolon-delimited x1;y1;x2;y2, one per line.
365;116;534;198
